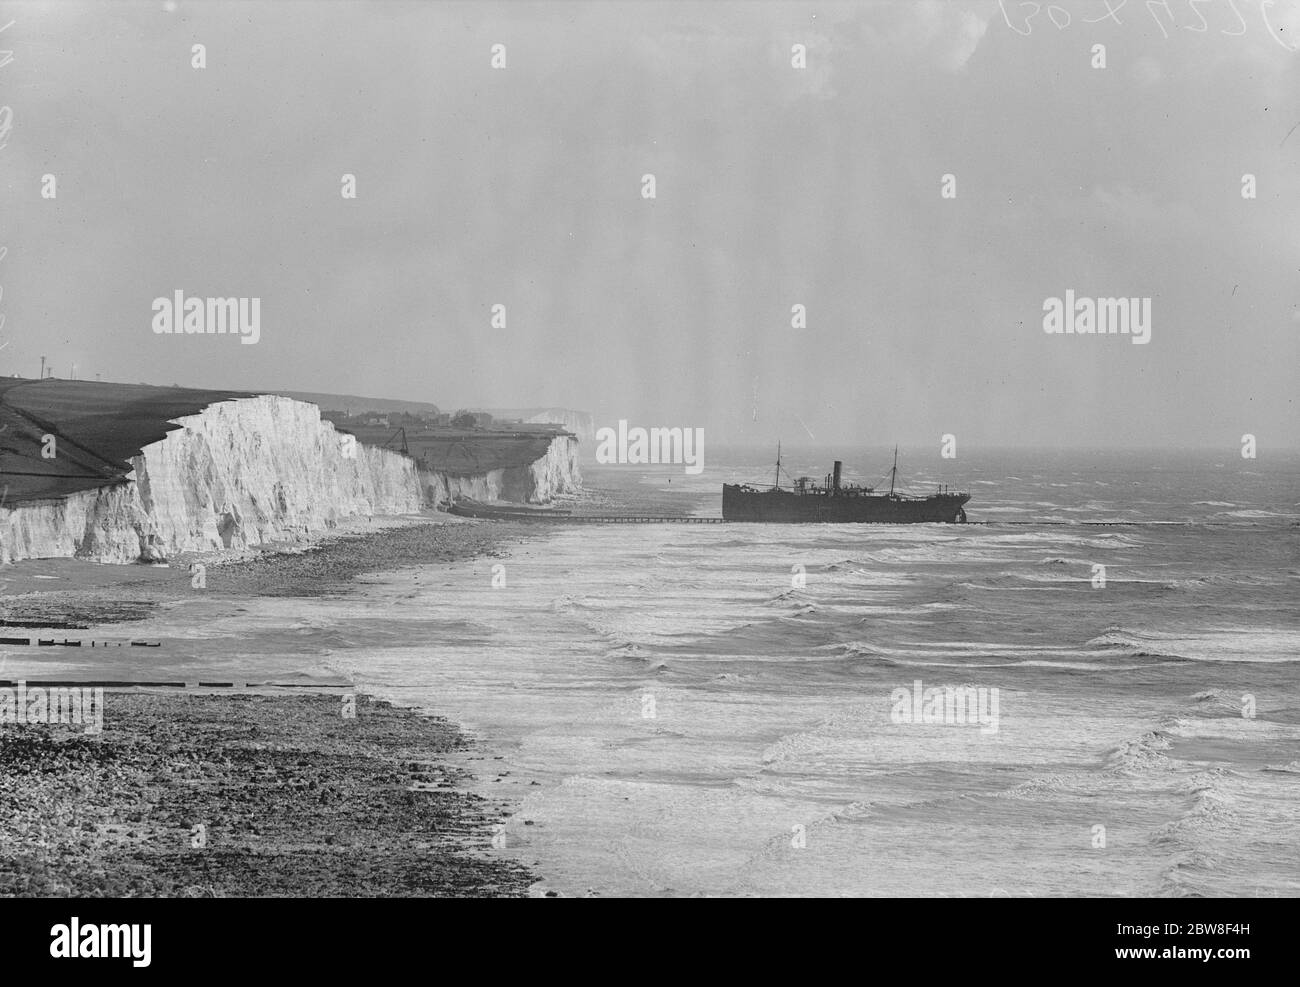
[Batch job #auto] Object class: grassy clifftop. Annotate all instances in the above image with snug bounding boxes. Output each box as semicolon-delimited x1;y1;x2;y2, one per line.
0;379;253;504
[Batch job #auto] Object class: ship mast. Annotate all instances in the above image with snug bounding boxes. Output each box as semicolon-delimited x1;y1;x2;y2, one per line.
889;445;898;496
774;441;781;490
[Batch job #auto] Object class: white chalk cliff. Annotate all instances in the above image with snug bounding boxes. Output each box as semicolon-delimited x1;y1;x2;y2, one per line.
0;395;581;564
423;431;582;507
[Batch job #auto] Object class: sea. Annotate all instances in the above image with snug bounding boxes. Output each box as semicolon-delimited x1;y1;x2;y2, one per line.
9;446;1299;897
330;446;1300;897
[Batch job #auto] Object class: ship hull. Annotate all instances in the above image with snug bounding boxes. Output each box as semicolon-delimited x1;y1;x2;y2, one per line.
722;484;969;523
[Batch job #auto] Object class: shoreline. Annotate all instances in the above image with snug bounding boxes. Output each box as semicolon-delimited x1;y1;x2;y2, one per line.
0;692;533;897
0;512;534;620
1;514;547;898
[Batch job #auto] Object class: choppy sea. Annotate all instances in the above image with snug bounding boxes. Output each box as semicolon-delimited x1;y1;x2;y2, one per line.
331;447;1300;897
8;446;1298;896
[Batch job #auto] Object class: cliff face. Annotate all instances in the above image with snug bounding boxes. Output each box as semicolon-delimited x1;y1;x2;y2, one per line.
522;431;582;501
421;434;581;507
0;397;581;564
1;396;422;564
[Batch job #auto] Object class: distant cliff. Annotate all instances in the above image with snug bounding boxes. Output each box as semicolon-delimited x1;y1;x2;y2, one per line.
0;395;580;564
423;432;581;507
480;408;595;444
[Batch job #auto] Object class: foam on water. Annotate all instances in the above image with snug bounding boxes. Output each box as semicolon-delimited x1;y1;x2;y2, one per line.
310;452;1300;896
7;449;1291;896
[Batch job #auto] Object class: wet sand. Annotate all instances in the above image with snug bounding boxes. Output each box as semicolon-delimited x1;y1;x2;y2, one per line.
0;514;530;623
1;514;541;897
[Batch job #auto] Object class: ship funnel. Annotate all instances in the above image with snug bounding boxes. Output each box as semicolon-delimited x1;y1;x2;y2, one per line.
832;461;842;493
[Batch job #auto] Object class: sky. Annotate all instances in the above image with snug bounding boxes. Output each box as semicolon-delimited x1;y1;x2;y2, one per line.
0;0;1297;448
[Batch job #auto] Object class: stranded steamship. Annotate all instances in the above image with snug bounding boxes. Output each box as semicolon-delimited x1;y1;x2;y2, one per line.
722;446;970;523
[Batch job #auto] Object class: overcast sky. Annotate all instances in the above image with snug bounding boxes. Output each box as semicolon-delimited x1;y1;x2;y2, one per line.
1;0;1297;447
